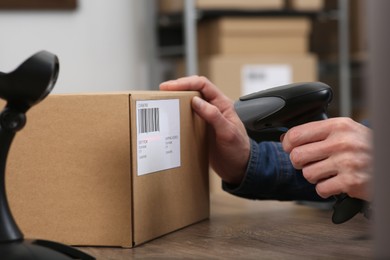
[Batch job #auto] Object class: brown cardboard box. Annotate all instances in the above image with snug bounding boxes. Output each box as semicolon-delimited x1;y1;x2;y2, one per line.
6;91;209;247
287;0;324;11
198;54;318;100
159;0;284;13
198;17;311;55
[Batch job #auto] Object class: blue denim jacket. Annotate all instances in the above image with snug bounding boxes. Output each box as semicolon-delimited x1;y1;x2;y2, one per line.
222;139;328;201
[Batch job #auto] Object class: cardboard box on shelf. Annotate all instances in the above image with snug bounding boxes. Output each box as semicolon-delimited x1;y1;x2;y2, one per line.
6;91;209;247
159;0;284;13
198;17;312;55
197;54;318;100
287;0;324;11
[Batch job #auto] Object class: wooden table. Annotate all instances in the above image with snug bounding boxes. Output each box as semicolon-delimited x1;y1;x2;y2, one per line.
79;194;373;259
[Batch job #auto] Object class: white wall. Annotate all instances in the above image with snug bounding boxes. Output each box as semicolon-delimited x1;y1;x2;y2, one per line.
0;0;156;94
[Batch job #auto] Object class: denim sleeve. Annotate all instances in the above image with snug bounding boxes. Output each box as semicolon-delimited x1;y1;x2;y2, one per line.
222;139;326;201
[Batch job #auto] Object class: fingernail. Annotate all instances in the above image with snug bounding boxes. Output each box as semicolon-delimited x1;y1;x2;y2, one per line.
160;80;175;88
192;96;204;110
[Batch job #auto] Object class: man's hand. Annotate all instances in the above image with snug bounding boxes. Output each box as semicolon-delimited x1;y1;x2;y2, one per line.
281;118;373;201
160;76;250;185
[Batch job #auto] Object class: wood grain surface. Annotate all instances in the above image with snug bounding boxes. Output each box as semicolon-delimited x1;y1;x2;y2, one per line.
77;194;372;259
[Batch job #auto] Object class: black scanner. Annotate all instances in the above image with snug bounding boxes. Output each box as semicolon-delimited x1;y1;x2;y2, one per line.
0;51;95;259
234;82;367;224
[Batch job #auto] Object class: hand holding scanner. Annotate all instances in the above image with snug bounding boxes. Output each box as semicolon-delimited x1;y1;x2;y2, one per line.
234;82;366;224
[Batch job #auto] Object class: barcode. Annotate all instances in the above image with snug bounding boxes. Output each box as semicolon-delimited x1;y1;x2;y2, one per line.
138;108;160;134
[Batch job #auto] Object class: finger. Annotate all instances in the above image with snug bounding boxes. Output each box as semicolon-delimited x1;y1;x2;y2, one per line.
192;96;233;135
300;159;337;184
160;76;206;91
315;177;344;198
289;139;332;168
160;76;228;106
282;120;332;153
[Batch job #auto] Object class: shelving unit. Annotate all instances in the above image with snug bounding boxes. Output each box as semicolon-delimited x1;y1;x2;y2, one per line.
157;0;363;118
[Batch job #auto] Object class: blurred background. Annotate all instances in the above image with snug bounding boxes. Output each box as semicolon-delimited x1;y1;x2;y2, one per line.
0;0;368;121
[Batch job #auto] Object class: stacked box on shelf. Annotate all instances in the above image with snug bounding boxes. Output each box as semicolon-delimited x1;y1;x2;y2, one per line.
198;54;317;100
158;0;324;13
196;16;318;99
197;17;311;56
159;0;284;13
287;0;324;11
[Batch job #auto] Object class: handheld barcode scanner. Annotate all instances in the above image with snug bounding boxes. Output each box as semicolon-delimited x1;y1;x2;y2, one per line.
0;51;94;259
234;82;366;224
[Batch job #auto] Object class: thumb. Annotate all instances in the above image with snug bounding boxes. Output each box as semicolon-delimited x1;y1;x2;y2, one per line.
192;96;229;133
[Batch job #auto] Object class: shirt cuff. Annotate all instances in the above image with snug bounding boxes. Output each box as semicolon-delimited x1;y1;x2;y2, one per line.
222;138;261;199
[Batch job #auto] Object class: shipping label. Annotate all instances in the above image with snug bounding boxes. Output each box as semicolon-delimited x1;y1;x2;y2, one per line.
241;64;292;95
136;99;180;176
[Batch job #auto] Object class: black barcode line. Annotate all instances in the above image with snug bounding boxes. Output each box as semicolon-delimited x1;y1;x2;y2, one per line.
138;108;160;134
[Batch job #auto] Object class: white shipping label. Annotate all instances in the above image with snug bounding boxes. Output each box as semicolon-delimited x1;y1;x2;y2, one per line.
241;64;292;95
136;99;180;176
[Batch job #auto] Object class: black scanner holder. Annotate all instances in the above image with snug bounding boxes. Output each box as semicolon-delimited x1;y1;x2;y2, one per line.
0;51;94;259
234;82;368;224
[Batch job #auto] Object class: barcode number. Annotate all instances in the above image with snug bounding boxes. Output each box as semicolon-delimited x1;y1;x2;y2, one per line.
138;108;160;134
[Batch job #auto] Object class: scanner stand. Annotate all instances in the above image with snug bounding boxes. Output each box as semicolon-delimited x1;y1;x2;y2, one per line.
0;51;95;259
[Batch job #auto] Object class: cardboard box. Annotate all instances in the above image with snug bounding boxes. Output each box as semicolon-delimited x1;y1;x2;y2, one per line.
197;54;318;101
6;91;209;247
287;0;324;11
159;0;284;13
198;17;311;55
